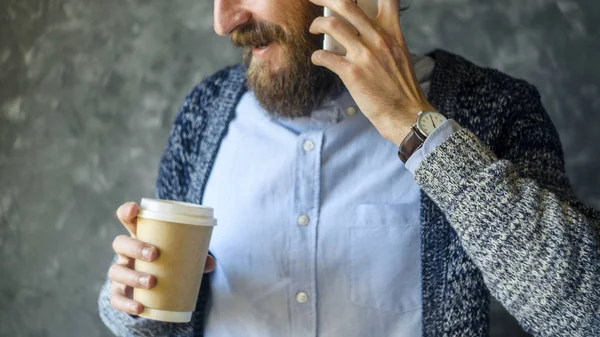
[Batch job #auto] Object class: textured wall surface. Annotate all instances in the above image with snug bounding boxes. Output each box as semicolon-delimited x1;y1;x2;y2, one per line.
0;0;598;336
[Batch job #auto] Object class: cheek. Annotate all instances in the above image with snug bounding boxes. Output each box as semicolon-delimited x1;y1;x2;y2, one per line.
257;0;317;33
253;0;290;26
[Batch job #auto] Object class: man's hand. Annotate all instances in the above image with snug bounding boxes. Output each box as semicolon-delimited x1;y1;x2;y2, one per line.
307;0;435;146
107;202;217;316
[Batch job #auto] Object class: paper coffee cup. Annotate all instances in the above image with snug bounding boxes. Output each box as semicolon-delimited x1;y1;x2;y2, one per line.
133;198;216;323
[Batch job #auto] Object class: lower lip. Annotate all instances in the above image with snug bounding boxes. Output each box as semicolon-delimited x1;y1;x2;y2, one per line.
252;43;274;59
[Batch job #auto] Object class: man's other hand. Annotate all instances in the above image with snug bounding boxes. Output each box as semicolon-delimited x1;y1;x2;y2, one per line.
107;202;216;316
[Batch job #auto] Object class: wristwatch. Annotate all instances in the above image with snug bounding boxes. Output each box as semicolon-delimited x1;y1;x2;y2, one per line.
398;110;447;163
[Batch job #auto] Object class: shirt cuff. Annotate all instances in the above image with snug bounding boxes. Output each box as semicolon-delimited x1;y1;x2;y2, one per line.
405;119;463;174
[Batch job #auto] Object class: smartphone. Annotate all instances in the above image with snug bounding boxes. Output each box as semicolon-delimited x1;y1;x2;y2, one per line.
323;0;379;56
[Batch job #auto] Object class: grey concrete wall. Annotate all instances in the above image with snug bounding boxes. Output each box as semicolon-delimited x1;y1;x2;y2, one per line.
0;0;598;336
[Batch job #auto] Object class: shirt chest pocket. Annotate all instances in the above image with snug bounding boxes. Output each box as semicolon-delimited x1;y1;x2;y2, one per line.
347;204;422;313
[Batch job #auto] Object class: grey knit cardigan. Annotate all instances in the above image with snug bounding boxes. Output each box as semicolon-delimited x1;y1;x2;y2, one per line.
98;49;600;337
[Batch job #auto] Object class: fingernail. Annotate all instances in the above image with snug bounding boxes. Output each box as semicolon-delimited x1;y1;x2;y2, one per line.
142;247;153;261
130;302;140;314
139;275;150;287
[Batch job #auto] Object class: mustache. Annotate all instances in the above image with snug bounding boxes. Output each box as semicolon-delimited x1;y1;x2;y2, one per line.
230;22;287;48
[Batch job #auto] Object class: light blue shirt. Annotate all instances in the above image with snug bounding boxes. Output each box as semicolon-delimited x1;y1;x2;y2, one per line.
202;56;461;337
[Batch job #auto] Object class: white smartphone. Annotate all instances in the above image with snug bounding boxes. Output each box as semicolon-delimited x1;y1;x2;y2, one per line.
323;0;379;56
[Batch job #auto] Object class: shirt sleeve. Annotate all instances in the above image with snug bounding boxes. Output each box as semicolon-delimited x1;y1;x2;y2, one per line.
405;119;463;174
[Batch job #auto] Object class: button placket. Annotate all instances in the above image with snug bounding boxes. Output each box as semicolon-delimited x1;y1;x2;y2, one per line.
291;132;323;337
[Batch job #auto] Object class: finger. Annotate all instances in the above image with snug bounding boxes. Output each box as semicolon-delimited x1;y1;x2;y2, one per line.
108;264;157;289
116;253;134;269
110;277;133;299
309;0;378;41
112;235;159;262
376;0;400;27
310;16;361;55
109;287;143;315
311;49;355;80
110;279;126;296
116;202;139;237
204;255;216;273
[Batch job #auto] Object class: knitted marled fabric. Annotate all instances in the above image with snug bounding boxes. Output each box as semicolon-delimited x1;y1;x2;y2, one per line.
98;49;600;337
416;130;600;337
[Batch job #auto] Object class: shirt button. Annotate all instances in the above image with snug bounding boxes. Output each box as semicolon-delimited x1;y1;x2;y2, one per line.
346;106;357;116
303;140;315;152
297;215;310;226
296;291;308;303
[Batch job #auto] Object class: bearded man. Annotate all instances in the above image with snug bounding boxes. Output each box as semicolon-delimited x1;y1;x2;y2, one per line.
98;0;600;336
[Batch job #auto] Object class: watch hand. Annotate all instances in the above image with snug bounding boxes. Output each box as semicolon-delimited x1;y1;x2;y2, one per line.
430;115;436;128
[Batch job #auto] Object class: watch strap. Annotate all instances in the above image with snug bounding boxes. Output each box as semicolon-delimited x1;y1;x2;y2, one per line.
398;126;427;163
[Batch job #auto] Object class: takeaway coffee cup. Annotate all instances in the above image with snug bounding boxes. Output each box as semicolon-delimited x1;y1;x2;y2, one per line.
133;198;216;323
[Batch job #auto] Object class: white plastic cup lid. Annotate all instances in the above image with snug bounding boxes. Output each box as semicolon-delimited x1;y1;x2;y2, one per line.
138;198;216;227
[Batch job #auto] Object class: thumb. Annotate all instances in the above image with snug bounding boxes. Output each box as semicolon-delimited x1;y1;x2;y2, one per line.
117;202;139;238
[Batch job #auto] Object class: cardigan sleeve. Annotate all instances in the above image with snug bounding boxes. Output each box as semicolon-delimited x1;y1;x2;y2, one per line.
98;87;211;337
414;86;600;336
405;118;463;173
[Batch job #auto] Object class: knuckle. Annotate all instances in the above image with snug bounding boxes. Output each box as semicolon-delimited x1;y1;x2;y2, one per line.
353;46;367;60
330;0;342;10
110;280;127;296
116;254;129;266
316;51;331;65
112;235;127;252
373;36;387;49
108;264;118;279
360;48;375;63
338;0;352;13
324;17;341;30
111;237;119;252
115;282;128;294
347;64;361;79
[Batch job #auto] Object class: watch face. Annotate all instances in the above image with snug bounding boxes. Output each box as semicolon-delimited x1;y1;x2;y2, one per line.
417;111;447;136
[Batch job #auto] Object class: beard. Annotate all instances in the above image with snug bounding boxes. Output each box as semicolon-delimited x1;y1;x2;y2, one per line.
230;5;341;118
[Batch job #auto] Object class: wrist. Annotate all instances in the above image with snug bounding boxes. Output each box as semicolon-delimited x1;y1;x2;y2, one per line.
377;118;413;147
397;110;448;163
383;109;435;147
389;126;413;147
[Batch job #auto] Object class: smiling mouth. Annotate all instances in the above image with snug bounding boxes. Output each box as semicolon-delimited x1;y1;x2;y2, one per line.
252;43;272;53
251;43;279;60
252;41;276;50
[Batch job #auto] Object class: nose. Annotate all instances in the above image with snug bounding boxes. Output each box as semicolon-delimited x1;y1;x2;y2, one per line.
214;0;252;36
